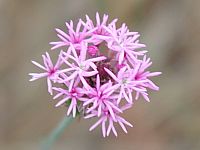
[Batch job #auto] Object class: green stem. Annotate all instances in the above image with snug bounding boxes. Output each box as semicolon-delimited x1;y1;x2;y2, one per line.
41;116;73;150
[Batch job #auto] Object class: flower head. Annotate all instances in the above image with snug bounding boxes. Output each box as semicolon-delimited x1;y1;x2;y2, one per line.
29;13;161;137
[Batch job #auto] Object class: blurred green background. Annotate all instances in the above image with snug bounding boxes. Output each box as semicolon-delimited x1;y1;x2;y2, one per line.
1;0;200;149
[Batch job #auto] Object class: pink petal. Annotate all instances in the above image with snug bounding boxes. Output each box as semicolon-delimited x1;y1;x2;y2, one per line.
96;75;100;90
97;103;102;117
105;103;116;121
31;61;47;71
79;75;90;89
67;101;74;116
111;124;118;137
82;70;98;77
76;20;82;33
102;120;106;137
47;78;53;95
117;90;123;104
57;68;75;74
55;28;70;40
84;113;96;119
104;68;118;82
45;52;54;69
89;117;104;131
121;87;131;103
147;72;162;77
118;116;133;127
55;97;70;107
105;101;122;113
119;50;125;64
57;34;68;42
118;120;128;133
83;97;96;106
87;56;107;63
79;42;87;61
70;43;79;60
63;71;78;82
103;84;120;94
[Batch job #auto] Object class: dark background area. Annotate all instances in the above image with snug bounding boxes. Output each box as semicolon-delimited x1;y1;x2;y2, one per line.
0;0;200;149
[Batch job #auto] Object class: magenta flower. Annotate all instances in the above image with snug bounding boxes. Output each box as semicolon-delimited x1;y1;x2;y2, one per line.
79;75;122;121
85;104;133;137
50;20;93;50
29;51;63;95
60;43;106;89
29;13;161;137
131;55;162;101
104;67;146;104
103;23;147;64
82;12;110;45
53;79;83;117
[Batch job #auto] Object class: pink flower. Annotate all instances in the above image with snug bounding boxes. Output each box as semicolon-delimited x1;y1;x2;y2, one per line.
79;75;122;121
53;79;83;117
82;12;110;45
60;43;106;89
29;13;161;137
85;104;133;137
29;51;63;95
50;20;93;50
103;23;147;64
104;67;146;104
131;55;162;101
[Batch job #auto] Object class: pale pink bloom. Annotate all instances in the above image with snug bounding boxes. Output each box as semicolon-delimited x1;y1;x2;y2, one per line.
104;67;146;104
131;55;162;101
50;20;93;50
53;79;83;117
29;51;63;95
60;43;106;89
103;23;147;64
79;75;122;121
82;12;110;45
85;104;133;137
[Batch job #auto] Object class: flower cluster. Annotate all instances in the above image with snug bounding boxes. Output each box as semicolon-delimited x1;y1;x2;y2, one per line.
29;13;161;137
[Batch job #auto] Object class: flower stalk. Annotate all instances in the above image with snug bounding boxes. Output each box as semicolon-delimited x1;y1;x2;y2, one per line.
42;116;73;150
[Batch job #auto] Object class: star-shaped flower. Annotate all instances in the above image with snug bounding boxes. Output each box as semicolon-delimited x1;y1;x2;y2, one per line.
103;23;147;64
29;51;63;95
104;66;146;104
60;43;106;89
80;75;122;121
131;55;162;101
85;104;133;137
82;12;111;45
53;78;83;117
50;20;94;50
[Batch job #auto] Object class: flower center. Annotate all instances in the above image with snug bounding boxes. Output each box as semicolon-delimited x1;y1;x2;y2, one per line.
70;88;78;98
103;109;111;116
49;69;55;76
86;58;118;87
122;79;127;84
